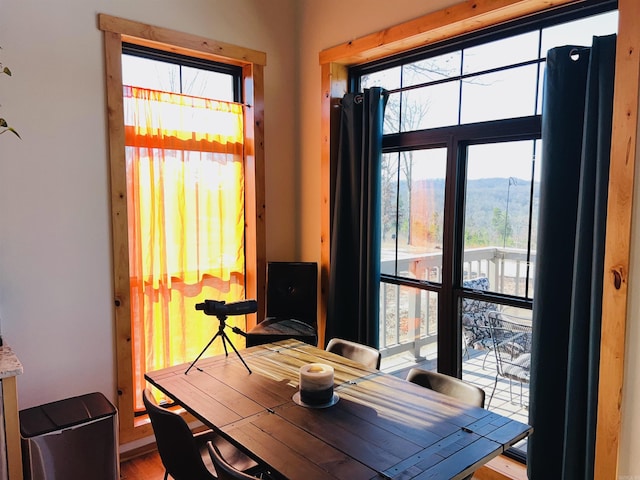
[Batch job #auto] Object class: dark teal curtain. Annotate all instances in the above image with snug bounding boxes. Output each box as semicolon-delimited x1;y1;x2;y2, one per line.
529;35;616;480
326;88;387;348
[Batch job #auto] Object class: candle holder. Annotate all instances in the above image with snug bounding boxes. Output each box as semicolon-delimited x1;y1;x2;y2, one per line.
293;363;339;408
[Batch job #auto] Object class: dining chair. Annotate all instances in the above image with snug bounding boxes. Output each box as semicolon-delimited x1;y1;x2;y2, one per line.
486;313;532;408
143;388;260;480
207;442;261;480
406;368;484;480
325;337;382;369
406;368;486;408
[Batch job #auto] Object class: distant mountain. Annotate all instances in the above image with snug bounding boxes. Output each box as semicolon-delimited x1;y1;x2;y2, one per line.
391;177;539;248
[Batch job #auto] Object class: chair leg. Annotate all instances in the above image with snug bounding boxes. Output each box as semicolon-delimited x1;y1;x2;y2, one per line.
508;379;514;404
487;375;498;409
481;349;492;370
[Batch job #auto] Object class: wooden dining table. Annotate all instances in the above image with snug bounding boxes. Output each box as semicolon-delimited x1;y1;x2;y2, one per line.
144;339;532;480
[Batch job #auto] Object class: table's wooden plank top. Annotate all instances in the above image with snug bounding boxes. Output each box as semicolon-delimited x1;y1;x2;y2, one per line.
145;340;532;480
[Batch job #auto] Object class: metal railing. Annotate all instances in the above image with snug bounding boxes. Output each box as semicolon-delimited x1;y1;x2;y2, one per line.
380;246;535;358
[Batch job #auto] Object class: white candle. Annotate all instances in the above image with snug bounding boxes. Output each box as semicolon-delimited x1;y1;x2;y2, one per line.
299;363;334;405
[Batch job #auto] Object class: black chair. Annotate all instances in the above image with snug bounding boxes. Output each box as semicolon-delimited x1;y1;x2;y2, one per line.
325;337;381;369
207;442;262;480
143;388;260;480
245;262;318;347
406;368;485;408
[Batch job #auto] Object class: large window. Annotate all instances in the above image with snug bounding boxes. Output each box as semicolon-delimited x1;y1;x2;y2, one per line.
121;46;247;413
100;15;266;443
352;1;617;460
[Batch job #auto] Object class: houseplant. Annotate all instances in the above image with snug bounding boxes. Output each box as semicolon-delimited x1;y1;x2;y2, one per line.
0;47;20;138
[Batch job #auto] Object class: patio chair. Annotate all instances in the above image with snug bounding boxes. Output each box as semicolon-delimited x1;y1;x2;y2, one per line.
486;313;532;408
143;388;262;480
461;276;500;368
326;337;382;369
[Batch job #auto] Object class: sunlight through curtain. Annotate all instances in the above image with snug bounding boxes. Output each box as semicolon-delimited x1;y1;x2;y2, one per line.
124;86;246;410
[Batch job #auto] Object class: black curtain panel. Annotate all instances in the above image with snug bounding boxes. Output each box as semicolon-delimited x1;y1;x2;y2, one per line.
529;34;616;480
327;88;387;348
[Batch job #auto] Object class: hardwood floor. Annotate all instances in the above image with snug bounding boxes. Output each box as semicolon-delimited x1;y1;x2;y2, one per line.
120;450;166;480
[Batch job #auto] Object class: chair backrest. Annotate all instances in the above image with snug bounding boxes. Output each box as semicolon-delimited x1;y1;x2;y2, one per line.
461;277;499;348
207;442;259;480
461;277;496;311
266;262;318;328
142;388;215;480
406;368;486;408
488;313;532;384
325;338;381;369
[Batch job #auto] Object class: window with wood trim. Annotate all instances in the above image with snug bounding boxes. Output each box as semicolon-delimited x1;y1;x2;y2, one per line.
122;45;249;413
321;1;639;477
99;14;266;443
350;1;617;463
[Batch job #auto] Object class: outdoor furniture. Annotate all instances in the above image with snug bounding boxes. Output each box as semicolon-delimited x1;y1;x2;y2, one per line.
461;276;500;368
325;337;382;369
145;339;532;479
486;312;532;408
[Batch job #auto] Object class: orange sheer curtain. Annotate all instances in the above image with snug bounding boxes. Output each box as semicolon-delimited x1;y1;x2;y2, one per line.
123;86;246;410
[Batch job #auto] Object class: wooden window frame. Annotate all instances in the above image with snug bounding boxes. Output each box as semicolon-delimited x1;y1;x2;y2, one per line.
319;0;640;477
99;14;267;444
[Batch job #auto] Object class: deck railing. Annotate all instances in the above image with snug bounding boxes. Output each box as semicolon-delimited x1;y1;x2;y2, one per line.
380;246;535;358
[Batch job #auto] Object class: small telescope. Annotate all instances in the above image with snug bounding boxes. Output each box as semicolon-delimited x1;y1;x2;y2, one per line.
186;299;257;375
195;299;258;317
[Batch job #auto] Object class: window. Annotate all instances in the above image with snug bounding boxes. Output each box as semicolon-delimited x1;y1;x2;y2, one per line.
100;15;266;443
121;46;247;413
351;1;617;460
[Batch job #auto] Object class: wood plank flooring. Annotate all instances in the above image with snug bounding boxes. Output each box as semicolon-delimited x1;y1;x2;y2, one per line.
120;450;166;480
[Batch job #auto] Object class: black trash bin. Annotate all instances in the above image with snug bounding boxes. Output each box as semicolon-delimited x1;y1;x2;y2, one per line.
20;392;119;480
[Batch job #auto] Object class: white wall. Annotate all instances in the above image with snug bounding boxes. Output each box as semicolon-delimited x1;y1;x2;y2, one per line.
0;0;297;415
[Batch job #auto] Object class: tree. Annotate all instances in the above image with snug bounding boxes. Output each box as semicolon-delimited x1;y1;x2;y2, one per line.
492;207;513;246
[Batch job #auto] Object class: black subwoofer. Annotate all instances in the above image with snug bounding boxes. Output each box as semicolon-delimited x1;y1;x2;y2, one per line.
246;262;318;347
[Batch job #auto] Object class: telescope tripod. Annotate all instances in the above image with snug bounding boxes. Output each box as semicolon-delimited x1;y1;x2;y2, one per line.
185;314;252;375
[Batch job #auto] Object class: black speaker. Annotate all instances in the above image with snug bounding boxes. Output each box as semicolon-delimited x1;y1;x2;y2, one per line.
266;262;318;327
245;262;318;348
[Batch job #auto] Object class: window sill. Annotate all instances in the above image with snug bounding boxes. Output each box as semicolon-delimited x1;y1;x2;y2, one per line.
474;455;527;480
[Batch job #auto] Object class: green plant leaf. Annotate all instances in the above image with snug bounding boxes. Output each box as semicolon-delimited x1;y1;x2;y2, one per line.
0;127;21;138
2;66;10;76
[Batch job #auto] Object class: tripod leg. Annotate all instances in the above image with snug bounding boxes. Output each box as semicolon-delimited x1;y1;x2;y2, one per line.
220;331;230;357
185;330;223;375
220;330;252;374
